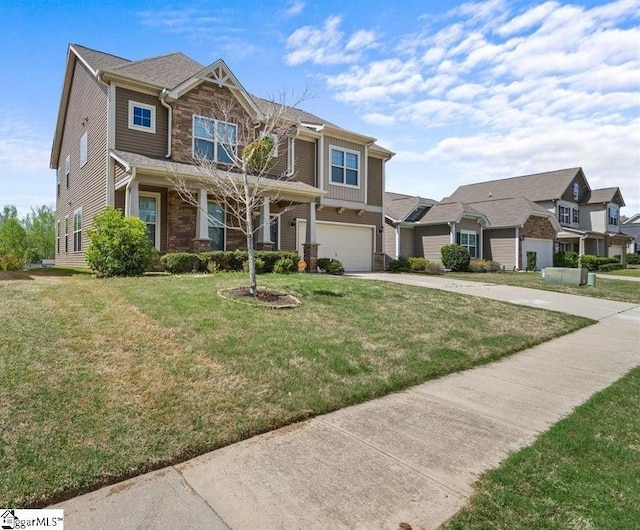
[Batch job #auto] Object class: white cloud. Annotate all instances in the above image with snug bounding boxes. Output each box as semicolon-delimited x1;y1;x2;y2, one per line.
285;16;377;66
283;0;305;17
362;113;396;126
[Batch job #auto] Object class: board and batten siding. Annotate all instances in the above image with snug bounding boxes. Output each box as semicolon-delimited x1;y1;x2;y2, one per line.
55;58;109;267
483;228;516;269
324;136;366;203
115;88;168;158
414;225;450;262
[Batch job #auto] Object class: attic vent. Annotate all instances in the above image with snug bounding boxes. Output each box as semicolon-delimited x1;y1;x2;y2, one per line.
488;192;492;197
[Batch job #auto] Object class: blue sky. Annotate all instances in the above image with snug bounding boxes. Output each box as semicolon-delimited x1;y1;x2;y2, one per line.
1;0;638;216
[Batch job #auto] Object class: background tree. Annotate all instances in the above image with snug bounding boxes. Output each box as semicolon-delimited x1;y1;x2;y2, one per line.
170;91;308;296
0;207;27;258
23;205;56;260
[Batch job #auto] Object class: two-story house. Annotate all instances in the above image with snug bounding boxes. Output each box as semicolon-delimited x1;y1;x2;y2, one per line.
50;44;393;272
385;168;631;269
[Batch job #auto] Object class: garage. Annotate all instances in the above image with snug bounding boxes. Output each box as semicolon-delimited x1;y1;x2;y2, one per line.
297;221;374;272
522;238;554;270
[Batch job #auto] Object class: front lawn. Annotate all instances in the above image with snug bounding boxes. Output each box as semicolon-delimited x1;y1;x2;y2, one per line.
446;271;640;304
0;272;591;507
443;366;640;529
599;267;640;278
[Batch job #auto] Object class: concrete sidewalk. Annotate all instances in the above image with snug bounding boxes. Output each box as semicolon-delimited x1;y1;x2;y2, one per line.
54;277;640;530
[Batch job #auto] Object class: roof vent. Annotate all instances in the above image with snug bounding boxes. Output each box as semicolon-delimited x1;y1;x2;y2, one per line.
488;192;492;197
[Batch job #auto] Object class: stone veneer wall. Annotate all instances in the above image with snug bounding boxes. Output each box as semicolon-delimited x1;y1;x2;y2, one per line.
521;216;556;239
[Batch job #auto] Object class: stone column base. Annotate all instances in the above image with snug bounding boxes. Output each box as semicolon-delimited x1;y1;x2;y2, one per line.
374;252;386;272
256;242;274;251
303;243;319;273
192;238;211;251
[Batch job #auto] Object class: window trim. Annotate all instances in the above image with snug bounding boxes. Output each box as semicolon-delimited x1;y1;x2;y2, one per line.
206;200;226;251
128;101;156;134
330;147;360;188
572;208;579;224
192;115;237;164
80;132;88;167
73;208;82;252
64;215;69;253
558;204;571;225
459;230;478;258
139;192;161;250
608;206;619;227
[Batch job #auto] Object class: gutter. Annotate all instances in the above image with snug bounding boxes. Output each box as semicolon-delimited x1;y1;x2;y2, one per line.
159;89;172;158
124;168;137;216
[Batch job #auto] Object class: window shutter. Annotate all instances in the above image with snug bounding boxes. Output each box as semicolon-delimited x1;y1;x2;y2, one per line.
456;232;460;244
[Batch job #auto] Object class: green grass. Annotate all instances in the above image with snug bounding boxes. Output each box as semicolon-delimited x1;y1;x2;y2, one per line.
443;366;640;530
0;272;592;507
599;268;640;278
446;271;640;304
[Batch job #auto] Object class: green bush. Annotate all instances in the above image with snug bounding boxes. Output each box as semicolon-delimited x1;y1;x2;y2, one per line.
325;259;345;275
243;257;266;274
579;254;599;272
85;207;153;277
0;253;24;271
441;244;471;272
553;251;578;268
23;247;41;263
425;262;444;274
317;258;332;271
388;256;412;273
408;257;428;271
273;257;295;274
160;252;202;274
256;251;300;272
198;250;299;273
628;254;640;265
599;263;623;272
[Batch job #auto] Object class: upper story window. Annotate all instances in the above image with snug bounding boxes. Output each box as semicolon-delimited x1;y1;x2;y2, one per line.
65;155;70;188
128;101;156;133
193;116;237;164
572;208;579;224
609;207;619;226
330;148;359;187
558;205;571;225
80;132;88;167
56;169;61;198
572;182;579;201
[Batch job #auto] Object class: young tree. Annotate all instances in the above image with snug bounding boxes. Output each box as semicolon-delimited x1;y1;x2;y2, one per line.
0;207;27;258
169;91;309;296
24;205;56;259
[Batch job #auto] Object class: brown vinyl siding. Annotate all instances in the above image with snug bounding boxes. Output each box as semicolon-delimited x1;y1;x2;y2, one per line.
325;136;366;203
115;88;168;158
414;225;450;262
294;139;316;186
483;228;516;268
399;227;414;257
55;59;108;267
456;218;482;232
367;157;383;207
384;219;396;260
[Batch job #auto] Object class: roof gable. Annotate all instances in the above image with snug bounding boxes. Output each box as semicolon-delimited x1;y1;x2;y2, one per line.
419;201;487;225
110;53;203;89
583;187;625;207
448;167;586;203
384;192;436;222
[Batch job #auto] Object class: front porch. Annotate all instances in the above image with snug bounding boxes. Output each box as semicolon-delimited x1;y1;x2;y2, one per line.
557;228;631;267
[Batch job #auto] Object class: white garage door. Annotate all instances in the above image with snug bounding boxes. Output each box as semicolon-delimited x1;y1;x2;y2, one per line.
298;221;374;272
522;238;553;270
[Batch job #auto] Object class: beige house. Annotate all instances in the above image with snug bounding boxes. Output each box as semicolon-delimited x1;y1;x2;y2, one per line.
50;44;394;271
386;167;631;270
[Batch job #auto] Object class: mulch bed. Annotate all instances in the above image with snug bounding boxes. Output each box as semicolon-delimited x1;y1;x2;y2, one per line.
218;287;301;308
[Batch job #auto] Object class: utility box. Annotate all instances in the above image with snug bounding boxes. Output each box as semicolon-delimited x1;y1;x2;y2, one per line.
587;272;597;287
543;267;588;286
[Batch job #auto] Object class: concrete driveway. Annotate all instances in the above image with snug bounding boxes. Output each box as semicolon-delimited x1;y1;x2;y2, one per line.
54;274;640;530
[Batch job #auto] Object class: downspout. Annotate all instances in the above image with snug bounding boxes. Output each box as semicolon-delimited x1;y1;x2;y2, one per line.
159;89;172;158
515;226;520;270
125;168;136;216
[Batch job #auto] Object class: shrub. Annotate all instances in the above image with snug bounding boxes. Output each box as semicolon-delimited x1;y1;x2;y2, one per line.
441;244;471;272
0;253;24;271
243;257;266;274
470;259;489;273
598;263;623;272
553;251;578;268
324;259;345;275
388;256;412;273
408;257;428;272
425;261;444;274
628;254;640;265
23;247;41;264
578;254;599;272
255;251;300;273
273;257;295;274
160;252;202;274
526;251;537;271
198;250;298;273
317;258;332;271
85;207;153;277
486;260;502;272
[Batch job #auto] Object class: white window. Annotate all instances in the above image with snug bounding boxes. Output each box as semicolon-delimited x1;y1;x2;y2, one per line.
330;148;359;187
572;208;579;224
558;205;571;225
73;208;82;252
193;116;237;164
56;169;61;198
80;132;88;167
64;216;69;253
56;220;60;254
128;101;156;133
459;230;478;258
207;201;225;251
139;192;161;249
265;133;278;157
609;207;619;226
65;155;70;188
559;242;571;252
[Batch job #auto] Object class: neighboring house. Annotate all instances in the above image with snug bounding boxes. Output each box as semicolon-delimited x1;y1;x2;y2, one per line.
621;216;640;255
386;167;631;269
50;44;394;272
384;191;437;262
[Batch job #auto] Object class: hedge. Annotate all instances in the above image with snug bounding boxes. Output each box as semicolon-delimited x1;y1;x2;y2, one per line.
598;263;623;272
628;254;640;265
553;251;578;268
160;250;301;274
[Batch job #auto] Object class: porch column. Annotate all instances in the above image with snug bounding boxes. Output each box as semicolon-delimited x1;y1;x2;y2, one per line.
303;201;319;272
579;237;586;257
256;197;273;250
479;225;484;259
192;188;211;251
515;227;520;270
449;222;456;244
127;179;139;217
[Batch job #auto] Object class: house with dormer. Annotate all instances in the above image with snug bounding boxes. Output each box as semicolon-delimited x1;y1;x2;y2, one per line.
50;44;393;272
385;168;630;269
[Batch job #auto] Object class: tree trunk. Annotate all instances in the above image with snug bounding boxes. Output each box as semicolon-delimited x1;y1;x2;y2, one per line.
242;164;257;296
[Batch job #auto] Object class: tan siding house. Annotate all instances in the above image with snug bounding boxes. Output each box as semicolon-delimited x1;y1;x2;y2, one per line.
51;44;394;272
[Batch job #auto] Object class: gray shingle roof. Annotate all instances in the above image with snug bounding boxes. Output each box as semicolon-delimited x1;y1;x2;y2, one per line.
620;222;640;240
448;167;583;203
582;187;624;206
419;201;485;224
112;53;203;89
465;197;555;228
385;191;436;222
71;44;130;71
